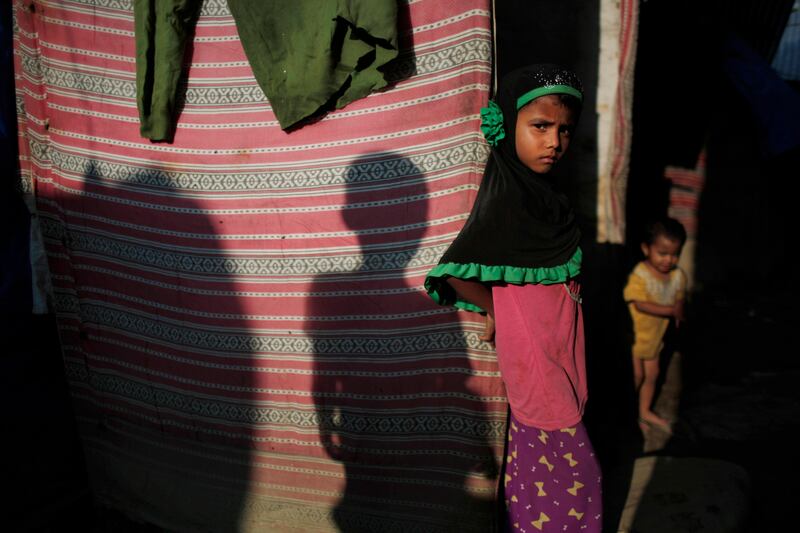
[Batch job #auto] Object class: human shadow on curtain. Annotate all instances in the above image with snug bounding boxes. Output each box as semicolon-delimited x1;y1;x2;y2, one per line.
46;160;256;531
310;152;500;532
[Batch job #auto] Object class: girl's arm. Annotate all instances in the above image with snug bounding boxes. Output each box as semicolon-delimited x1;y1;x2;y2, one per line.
446;278;495;342
446;278;494;315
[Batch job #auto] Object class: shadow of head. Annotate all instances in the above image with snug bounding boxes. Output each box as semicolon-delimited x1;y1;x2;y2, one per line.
341;152;428;271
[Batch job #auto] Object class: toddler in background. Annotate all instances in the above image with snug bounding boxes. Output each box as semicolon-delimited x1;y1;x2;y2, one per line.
624;218;687;434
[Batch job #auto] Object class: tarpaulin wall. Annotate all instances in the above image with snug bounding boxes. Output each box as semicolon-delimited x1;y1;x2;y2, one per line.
13;1;504;531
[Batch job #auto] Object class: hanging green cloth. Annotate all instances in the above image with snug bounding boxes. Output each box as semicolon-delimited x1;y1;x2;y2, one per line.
227;0;398;130
134;0;398;141
134;0;203;142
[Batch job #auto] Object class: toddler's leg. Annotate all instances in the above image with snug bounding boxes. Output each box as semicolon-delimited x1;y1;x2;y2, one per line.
639;357;671;431
632;355;644;391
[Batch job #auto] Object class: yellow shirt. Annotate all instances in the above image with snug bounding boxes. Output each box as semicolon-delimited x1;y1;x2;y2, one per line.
623;262;686;359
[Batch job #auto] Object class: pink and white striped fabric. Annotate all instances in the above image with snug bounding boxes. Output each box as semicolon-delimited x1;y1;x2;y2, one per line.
667;150;706;288
597;0;639;244
666;150;706;239
14;1;505;530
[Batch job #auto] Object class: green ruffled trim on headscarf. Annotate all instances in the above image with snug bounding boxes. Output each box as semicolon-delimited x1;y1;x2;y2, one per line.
424;248;582;313
480;100;506;146
516;84;583;110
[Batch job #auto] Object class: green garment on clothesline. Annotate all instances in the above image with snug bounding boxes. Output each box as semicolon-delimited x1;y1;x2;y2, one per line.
134;0;398;141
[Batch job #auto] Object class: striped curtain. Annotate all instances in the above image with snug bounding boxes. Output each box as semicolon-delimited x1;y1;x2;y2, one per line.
666;150;706;290
596;0;639;244
13;1;504;531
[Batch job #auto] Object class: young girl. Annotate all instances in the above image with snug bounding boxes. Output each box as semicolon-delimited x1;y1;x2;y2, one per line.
624;218;687;434
425;65;601;532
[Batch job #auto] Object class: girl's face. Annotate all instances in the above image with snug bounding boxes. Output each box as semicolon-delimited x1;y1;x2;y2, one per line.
641;235;682;274
514;94;576;174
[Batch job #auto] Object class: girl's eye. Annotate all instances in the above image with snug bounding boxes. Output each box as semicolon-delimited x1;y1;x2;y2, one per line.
533;123;547;131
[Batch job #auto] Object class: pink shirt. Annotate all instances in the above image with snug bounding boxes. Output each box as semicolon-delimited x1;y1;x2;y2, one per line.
492;280;587;430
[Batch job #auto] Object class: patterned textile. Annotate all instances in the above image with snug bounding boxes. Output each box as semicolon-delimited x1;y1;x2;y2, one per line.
503;414;602;532
596;0;639;244
13;1;503;531
666;151;706;240
666;150;705;290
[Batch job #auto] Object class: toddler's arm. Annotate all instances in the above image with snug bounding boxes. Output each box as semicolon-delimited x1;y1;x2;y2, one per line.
674;298;685;327
625;268;686;325
632;300;678;319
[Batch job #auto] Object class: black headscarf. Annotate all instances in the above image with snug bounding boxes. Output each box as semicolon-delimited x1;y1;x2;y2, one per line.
425;64;584;311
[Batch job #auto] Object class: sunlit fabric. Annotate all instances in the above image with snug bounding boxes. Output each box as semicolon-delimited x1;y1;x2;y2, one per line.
13;0;504;530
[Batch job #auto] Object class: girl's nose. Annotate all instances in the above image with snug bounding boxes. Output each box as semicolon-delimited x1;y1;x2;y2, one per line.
547;132;559;150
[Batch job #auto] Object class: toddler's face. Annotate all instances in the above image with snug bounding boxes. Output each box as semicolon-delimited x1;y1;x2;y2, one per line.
641;235;682;274
514;95;576;174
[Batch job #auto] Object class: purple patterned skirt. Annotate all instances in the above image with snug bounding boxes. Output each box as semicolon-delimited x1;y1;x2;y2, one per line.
503;412;602;532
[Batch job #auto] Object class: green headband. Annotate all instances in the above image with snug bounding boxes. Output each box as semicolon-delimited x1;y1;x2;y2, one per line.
516;84;583;110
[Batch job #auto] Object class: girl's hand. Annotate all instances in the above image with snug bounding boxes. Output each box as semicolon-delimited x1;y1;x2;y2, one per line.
479;313;495;344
